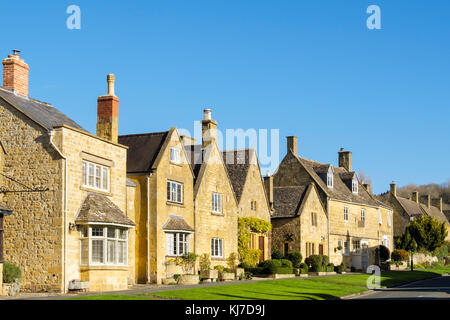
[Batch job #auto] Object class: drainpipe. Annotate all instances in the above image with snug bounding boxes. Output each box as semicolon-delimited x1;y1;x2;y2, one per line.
49;130;68;293
146;173;152;283
327;198;330;260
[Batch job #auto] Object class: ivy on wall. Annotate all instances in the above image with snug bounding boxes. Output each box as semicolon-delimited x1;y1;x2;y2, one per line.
238;217;272;267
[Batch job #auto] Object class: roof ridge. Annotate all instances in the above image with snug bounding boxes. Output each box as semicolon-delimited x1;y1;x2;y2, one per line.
119;131;169;138
0;86;53;107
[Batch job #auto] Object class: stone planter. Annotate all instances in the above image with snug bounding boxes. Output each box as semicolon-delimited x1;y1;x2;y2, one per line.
220;272;235;281
2;279;20;296
177;274;200;285
235;268;245;279
200;269;219;280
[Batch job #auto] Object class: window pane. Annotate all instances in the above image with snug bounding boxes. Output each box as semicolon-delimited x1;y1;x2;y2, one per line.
102;167;108;190
82;162;87;186
167;182;171;201
118;241;126;264
80;239;89;265
92;239;104;263
95;166;101;188
177;184;182;203
107;240;116;264
107;228;116;238
92;227;103;237
88;164;95;186
119;229;127;240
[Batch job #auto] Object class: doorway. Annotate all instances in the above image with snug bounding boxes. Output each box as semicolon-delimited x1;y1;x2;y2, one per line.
259;236;265;262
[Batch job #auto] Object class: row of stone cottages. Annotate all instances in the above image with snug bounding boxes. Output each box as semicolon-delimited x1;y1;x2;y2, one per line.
0;52;448;293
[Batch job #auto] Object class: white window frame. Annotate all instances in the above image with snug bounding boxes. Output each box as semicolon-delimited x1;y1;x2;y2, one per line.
344;241;349;256
212;192;223;214
167;180;183;204
211;238;223;258
82;160;110;192
170;147;181;164
344;206;349;222
327;167;333;188
352;177;358;194
352;240;361;254
166;232;190;257
79;225;128;267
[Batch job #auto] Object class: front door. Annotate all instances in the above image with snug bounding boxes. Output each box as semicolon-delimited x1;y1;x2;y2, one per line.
319;244;324;255
259;236;265;262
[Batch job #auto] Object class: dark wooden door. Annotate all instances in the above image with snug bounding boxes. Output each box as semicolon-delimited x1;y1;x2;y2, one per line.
259;236;265;262
319;244;324;255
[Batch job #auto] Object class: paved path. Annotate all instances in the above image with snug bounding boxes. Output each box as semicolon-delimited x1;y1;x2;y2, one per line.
355;275;450;300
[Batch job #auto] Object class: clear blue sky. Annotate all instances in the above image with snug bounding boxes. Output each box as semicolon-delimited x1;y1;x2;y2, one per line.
2;0;449;194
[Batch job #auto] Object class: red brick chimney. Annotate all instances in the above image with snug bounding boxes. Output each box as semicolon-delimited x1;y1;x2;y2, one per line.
97;74;119;143
2;50;29;96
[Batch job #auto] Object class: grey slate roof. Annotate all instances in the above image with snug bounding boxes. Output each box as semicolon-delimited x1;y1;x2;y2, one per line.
0;86;86;132
272;186;308;218
396;197;426;218
75;193;135;226
221;149;256;203
297;156;382;208
162;215;194;232
420;204;450;226
118;131;169;173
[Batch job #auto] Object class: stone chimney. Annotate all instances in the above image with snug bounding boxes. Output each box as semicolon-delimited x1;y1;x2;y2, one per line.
97;74;119;143
431;198;443;213
287;136;298;155
2;50;29;96
419;195;431;208
263;171;274;210
390;182;397;197
411;191;419;203
201;109;217;148
362;183;371;194
338;148;352;172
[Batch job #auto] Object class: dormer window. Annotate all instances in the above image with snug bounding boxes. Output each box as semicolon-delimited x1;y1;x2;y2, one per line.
327;167;333;188
352;176;358;194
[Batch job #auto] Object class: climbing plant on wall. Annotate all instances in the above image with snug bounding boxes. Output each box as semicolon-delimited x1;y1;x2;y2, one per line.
238;217;272;267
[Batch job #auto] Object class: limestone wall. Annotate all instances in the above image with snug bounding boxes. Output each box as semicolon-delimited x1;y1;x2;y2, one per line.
0;100;64;292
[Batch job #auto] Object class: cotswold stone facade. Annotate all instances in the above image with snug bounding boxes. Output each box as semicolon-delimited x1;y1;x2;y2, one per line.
0;53;135;293
119;129;195;284
269;137;394;270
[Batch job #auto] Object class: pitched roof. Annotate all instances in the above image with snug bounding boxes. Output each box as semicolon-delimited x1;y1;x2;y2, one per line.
396;197;425;217
296;156;384;208
0;86;86;132
162;215;194;232
183;145;203;182
221;149;256;203
272;186;308;218
118;131;169;173
420;204;450;226
75;193;135;226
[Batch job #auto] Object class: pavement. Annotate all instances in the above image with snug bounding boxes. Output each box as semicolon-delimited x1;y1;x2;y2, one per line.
351;274;450;300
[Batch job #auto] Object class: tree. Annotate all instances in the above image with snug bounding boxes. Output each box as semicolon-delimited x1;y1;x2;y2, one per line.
398;216;447;252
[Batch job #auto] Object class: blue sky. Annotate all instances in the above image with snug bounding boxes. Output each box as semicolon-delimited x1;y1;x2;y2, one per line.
1;0;449;194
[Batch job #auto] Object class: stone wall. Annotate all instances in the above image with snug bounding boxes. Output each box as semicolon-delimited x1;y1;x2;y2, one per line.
271;217;300;254
0;100;64;292
194;143;238;270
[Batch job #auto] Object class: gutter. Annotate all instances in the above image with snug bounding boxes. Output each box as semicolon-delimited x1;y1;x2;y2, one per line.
48;130;68;293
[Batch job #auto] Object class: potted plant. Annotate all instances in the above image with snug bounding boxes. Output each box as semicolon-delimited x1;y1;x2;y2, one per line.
2;262;21;296
175;253;199;285
228;253;244;279
199;254;218;282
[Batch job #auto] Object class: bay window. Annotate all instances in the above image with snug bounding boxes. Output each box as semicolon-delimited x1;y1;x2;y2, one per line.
166;232;190;256
80;225;128;266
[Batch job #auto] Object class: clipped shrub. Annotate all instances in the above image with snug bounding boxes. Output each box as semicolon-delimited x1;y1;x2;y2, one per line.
335;262;345;273
3;261;21;284
238;262;250;271
280;259;293;268
173;274;181;281
326;263;335;272
376;245;390;263
271;248;284;260
391;249;408;262
286;252;302;268
305;255;323;269
322;255;330;267
274;267;294;274
259;259;283;274
299;263;309;274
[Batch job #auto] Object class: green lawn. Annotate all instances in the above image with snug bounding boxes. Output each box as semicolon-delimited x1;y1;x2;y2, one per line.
68;267;450;300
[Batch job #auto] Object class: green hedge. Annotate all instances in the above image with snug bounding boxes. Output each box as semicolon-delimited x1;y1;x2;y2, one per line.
3;262;21;283
299;263;309;274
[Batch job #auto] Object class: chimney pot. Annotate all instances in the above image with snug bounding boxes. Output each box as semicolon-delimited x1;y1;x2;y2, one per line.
203;109;212;120
201;108;217;148
107;74;115;96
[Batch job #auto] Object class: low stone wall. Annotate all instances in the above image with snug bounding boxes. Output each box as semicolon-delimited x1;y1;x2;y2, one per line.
80;267;129;292
413;253;438;265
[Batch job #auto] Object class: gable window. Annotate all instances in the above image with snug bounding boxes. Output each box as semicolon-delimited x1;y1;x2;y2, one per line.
352;177;358;194
211;238;223;258
212;192;223;214
167;180;183;203
311;212;317;226
344;206;349;222
387;211;391;227
79;225;128;266
82;160;110;192
166;233;189;256
327;167;333;188
170;147;181;164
